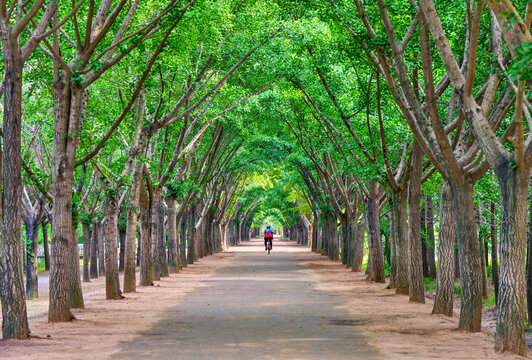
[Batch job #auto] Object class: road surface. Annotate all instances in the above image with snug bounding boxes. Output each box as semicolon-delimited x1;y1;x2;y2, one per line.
115;238;379;359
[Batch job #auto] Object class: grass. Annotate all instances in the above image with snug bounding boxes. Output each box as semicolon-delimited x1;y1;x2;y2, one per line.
423;277;437;292
482;290;496;309
423;277;464;298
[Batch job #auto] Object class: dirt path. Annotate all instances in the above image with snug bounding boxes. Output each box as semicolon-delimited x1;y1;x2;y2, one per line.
1;238;525;359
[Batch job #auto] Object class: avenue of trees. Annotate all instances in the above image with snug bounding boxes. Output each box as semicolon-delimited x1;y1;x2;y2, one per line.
0;0;531;357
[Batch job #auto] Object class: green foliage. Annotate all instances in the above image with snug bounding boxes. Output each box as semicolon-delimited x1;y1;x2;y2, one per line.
423;278;438;292
509;41;532;81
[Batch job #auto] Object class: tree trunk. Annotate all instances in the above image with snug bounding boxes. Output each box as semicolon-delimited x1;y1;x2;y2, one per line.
484;236;489;277
166;195;180;274
105;192;122;300
344;215;355;267
228;219;234;246
387;212;395;289
491;201;499;306
477;206;490;300
90;222;99;278
366;183;385;283
187;205;196;264
43;223;50;271
346;217;356;268
193;222;200;262
321;214;329;257
158;189;169;277
69;222;84;309
391;188;409;295
433;181;455;316
316;224;322;255
421;199;429;278
408;141;424;303
179;216;187;268
139;178;153;287
151;188;167;280
198;216;207;258
454;240;460;279
311;214;318;253
119;229;126;272
494;165;529;355
136;229;141;267
24;219;39;299
97;221;105;277
124;162;143;292
235;220;241;246
449;180;483;332
340;216;349;266
527;198;532;321
325;214;339;261
82;222;91;282
212;219;221;252
0;37;30;338
426;195;437;279
49;81;84;322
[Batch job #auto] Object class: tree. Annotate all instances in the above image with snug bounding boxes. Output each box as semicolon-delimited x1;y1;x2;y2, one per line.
0;0;59;339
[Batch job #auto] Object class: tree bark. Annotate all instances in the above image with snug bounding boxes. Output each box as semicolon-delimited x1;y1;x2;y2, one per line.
421;199;429;278
340;216;350;266
69;222;84;309
494;165;529;355
90;222;99;278
527;198;532;321
0;34;30;338
124;162;143;292
366;183;385;283
49;81;83;322
166;195;180;273
137;229;141;267
324;214;339;261
97;221;105;277
187;204;196;264
82;222;91;282
105;191;122;300
408;141;425;303
151;188;168;280
343;215;355;268
491;201;499;306
311;214;318;253
477;206;490;300
179;216;187;267
391;188;409;295
316;224;322;255
454;240;460;280
24;219;39;299
119;229;126;272
433;181;454;316
426;195;437;279
449;180;483;332
139;177;153;287
387;211;395;289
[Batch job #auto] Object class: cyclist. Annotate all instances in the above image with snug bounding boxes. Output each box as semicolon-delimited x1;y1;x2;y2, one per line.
264;225;273;251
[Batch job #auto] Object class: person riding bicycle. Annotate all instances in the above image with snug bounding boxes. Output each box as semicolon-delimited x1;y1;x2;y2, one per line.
264;225;273;251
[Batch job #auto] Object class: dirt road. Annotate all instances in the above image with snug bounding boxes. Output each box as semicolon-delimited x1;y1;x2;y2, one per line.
115;239;377;359
1;238;524;359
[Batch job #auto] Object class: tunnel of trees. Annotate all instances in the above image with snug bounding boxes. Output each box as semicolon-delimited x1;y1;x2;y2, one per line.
0;0;531;356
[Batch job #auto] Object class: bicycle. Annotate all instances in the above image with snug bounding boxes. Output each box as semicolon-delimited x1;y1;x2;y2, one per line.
265;237;272;254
